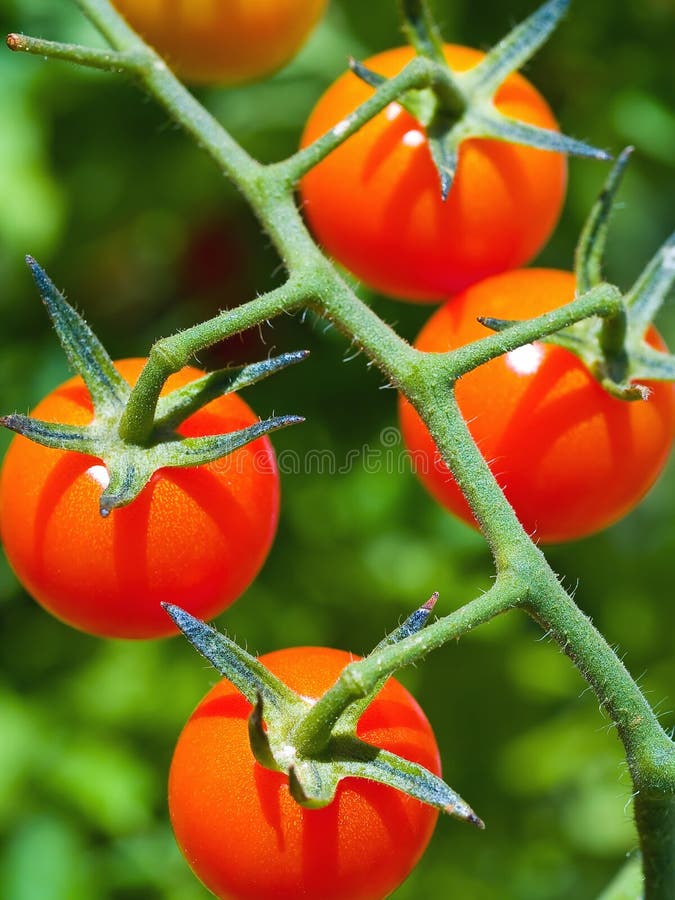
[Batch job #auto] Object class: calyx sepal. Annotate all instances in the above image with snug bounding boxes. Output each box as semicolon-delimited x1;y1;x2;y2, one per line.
351;0;609;199
162;604;297;714
154;351;308;431
26;255;130;417
336;592;438;731
167;598;483;827
1;259;306;514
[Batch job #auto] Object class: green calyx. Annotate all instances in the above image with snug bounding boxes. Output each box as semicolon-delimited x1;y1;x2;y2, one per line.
350;0;610;199
164;599;484;827
0;258;306;515
481;149;675;400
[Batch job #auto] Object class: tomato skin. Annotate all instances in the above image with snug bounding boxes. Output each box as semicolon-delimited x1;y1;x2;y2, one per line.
0;359;279;639
300;44;567;303
399;269;675;543
112;0;326;85
169;646;440;900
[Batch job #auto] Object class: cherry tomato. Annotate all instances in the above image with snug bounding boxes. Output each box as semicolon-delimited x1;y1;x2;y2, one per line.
300;45;566;302
112;0;327;85
169;646;440;900
399;269;675;542
0;359;279;639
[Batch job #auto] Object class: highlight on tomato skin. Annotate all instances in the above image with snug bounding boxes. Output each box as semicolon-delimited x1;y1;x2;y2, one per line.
111;0;327;86
0;359;280;640
399;269;675;543
300;45;567;303
169;646;441;900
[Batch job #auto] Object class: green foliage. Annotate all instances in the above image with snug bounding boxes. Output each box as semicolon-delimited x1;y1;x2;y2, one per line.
0;0;673;898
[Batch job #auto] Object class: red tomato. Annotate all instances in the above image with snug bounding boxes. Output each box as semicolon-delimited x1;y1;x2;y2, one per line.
169;646;441;900
0;359;279;639
300;45;567;302
112;0;326;85
399;269;675;542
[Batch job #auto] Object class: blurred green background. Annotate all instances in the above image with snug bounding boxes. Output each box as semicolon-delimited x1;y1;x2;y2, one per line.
0;0;673;897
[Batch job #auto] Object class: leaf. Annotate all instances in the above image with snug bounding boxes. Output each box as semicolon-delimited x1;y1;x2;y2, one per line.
96;413;304;513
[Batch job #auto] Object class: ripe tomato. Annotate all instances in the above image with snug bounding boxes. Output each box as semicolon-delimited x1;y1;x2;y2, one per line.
112;0;326;85
300;45;566;302
0;359;279;639
169;646;440;900
399;269;675;543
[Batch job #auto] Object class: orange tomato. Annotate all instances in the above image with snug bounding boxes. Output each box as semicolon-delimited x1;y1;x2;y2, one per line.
300;45;567;302
169;646;441;900
0;359;280;638
112;0;327;85
399;269;675;542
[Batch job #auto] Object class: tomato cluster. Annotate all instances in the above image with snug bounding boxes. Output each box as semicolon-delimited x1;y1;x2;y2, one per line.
299;38;674;542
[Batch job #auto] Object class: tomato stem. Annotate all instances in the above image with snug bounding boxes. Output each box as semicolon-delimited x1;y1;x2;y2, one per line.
448;282;623;378
524;580;675;785
276;55;437;185
5;32;144;72
118;280;307;444
599;308;630;383
292;578;523;757
73;0;149;51
634;793;675;900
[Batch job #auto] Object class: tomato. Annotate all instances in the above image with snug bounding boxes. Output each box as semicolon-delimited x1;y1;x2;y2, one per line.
300;45;566;302
169;646;440;900
112;0;327;85
399;269;675;543
0;359;279;639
